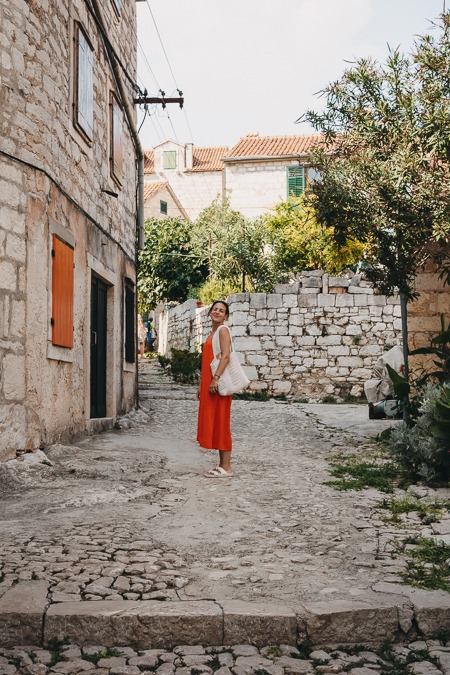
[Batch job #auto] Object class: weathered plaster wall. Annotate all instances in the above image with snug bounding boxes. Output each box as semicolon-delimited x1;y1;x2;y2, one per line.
224;160;292;218
159;273;404;400
0;0;138;459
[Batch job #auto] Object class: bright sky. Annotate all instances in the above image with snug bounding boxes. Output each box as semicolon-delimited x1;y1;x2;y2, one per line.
136;0;445;152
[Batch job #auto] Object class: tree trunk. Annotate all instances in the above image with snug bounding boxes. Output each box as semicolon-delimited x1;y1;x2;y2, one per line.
400;291;410;422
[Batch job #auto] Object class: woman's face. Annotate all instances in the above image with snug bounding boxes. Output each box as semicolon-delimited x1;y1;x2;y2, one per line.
209;302;228;324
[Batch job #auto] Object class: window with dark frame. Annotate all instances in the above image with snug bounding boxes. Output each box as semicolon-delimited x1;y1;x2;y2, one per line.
74;23;94;141
160;200;168;215
51;234;74;349
124;281;135;363
110;93;124;185
286;165;306;197
163;150;177;169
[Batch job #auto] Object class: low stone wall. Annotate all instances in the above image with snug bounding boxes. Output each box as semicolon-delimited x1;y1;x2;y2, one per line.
158;272;403;401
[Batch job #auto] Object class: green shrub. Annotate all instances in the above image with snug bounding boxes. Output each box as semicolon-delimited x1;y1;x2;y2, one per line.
387;382;450;484
158;349;201;385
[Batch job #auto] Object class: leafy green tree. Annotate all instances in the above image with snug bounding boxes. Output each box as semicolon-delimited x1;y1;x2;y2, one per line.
192;195;275;294
138;216;207;311
304;14;450;383
265;195;364;277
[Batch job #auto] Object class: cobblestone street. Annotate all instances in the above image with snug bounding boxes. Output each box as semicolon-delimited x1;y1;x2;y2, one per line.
1;360;450;673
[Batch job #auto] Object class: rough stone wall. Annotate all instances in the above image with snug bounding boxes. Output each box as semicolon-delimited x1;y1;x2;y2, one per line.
408;262;450;374
224;159;294;218
158;272;403;400
0;0;138;459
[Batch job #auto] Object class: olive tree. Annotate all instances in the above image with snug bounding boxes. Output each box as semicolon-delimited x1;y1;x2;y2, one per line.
304;13;450;383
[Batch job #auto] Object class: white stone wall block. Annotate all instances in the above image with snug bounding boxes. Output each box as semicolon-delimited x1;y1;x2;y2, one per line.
348;285;370;294
328;277;350;288
250;293;267;309
298;295;318;307
316;335;343;346
282;294;298;308
250;325;274;336
273;380;292;394
295;336;316;346
247;354;268;366
274;325;288;336
314;358;328;367
289;326;304;336
305;325;322;336
328;346;350;357
368;295;387;306
354;294;369;306
273;282;299;294
231;311;248;326
337;356;364;368
249;381;268;391
351;368;373;378
267;294;283;309
276;336;293;347
335;294;354;307
0;260;17;291
234;336;262;351
3;353;26;400
228;293;250;304
318;294;336;307
255;309;267;320
345;325;363;336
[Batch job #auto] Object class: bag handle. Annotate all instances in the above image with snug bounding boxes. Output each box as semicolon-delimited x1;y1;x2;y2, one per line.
213;324;234;359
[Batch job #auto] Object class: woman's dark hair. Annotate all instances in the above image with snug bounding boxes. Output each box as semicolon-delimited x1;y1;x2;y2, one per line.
208;300;230;317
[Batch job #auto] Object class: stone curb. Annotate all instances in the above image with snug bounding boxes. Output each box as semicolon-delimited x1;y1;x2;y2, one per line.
2;582;450;649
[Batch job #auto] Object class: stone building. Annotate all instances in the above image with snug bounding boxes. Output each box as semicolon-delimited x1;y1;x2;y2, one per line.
143;133;321;221
0;0;142;460
144;142;227;220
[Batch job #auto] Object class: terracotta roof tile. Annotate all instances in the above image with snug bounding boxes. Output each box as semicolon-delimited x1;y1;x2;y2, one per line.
189;147;228;172
226;133;322;160
143;181;167;199
144;150;154;174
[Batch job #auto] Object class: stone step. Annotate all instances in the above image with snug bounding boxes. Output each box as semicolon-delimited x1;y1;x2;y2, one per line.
3;581;450;650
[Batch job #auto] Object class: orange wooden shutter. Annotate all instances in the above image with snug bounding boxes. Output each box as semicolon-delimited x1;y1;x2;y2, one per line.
52;234;74;348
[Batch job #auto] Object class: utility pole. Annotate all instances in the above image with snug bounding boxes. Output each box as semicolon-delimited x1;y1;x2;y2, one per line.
133;92;184;108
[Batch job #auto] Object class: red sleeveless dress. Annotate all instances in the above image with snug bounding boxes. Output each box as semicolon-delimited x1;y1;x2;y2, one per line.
197;335;232;452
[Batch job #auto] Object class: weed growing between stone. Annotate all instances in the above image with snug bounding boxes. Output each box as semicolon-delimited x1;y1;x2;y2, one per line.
83;648;124;665
325;454;398;492
378;496;450;524
396;536;450;592
374;636;440;675
46;638;69;667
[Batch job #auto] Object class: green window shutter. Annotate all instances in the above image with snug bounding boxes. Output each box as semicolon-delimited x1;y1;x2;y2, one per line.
287;166;305;197
163;151;177;169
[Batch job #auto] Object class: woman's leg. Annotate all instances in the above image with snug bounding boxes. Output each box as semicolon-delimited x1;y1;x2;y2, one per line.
219;450;232;473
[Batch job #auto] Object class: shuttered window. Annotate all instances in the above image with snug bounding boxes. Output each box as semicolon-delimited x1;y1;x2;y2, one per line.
124;281;135;363
111;93;123;184
52;235;74;348
287;166;305;197
160;200;168;214
163;151;177;169
75;24;94;140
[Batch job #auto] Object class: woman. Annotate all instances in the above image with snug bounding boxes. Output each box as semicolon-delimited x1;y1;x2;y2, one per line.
196;300;233;477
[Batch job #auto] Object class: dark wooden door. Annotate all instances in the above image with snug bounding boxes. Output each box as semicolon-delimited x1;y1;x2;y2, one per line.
90;274;107;418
